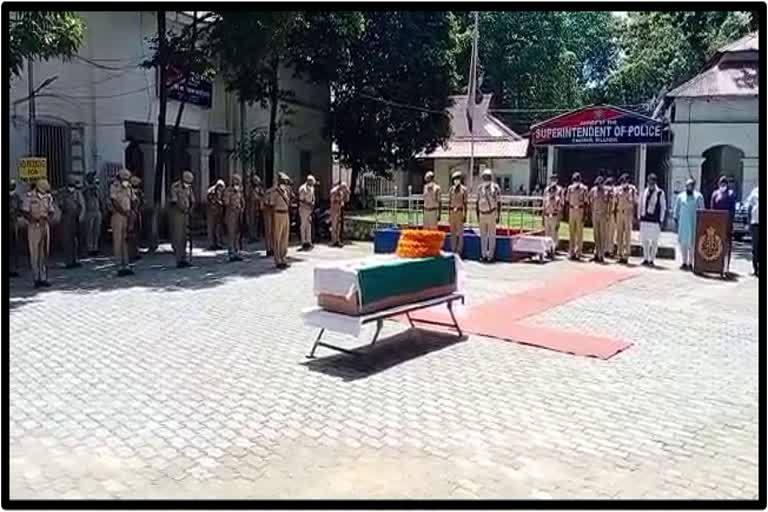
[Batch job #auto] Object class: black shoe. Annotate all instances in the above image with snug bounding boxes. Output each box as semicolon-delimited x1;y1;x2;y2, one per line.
33;280;41;288
64;262;81;269
117;269;131;277
88;250;99;257
10;271;19;278
39;280;51;287
266;250;274;257
177;261;191;269
229;255;243;262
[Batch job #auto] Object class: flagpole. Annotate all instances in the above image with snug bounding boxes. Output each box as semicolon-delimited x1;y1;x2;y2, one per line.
468;11;479;196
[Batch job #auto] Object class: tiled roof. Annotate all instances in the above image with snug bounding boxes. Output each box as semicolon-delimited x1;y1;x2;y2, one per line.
419;139;529;159
718;32;759;53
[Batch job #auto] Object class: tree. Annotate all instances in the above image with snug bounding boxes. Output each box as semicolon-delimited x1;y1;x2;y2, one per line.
321;12;459;195
603;11;755;105
8;11;85;78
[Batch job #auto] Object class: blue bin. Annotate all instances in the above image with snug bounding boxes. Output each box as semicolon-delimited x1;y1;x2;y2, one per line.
462;232;482;261
374;229;401;253
495;236;513;261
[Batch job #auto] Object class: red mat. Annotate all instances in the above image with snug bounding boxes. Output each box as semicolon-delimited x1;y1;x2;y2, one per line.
401;269;635;359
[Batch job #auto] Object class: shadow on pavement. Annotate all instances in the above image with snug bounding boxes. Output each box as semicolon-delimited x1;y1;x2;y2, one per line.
7;238;310;311
302;328;466;382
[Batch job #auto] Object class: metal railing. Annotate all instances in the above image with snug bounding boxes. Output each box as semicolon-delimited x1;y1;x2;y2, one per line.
374;193;545;233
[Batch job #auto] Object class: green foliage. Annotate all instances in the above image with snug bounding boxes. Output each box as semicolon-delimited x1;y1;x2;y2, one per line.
602;11;755;105
8;11;85;78
231;128;268;174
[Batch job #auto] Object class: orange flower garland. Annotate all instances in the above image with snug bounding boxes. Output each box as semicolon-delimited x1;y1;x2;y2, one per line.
396;229;445;258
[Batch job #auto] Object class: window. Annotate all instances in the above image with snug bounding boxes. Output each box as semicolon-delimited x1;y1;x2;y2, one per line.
300;151;311;178
503;177;511;191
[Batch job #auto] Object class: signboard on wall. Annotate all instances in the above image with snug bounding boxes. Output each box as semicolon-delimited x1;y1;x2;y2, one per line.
18;157;48;183
160;66;213;109
531;105;665;146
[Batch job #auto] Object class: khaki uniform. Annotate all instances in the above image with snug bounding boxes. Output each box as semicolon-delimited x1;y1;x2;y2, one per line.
169;180;195;264
614;184;637;261
9;191;22;274
262;186;276;254
329;185;347;246
605;188;617;256
270;185;291;266
206;185;225;248
224;184;245;257
542;186;563;251
588;186;611;261
23;190;55;283
128;187;143;261
298;182;315;245
58;188;84;266
448;184;467;254
477;181;501;260
82;183;102;253
566;183;588;258
423;182;441;229
245;180;263;241
110;183;132;270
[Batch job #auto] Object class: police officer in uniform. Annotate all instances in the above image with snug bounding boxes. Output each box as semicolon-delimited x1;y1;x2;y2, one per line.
111;169;134;276
298;174;316;250
169;171;195;268
58;176;85;268
476;168;501;262
262;180;276;257
270;172;292;268
588;176;610;263
542;176;563;259
614;173;637;264
22;179;56;287
246;173;264;242
448;170;467;255
206;179;226;250
603;176;617;258
422;171;441;230
224;174;245;262
82;173;103;256
329;181;350;247
566;172;588;260
9;180;22;277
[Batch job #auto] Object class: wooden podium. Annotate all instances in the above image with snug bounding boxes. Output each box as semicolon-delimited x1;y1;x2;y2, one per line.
693;209;731;277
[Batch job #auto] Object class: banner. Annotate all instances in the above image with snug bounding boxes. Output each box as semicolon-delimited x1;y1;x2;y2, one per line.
531;106;665;146
693;209;731;276
18;157;47;183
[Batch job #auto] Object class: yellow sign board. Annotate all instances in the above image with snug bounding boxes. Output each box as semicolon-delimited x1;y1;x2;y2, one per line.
18;158;48;183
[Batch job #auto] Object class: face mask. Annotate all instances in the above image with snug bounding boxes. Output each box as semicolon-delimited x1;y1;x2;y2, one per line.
122;181;130;188
68;186;75;192
453;180;459;186
719;184;727;192
686;189;693;195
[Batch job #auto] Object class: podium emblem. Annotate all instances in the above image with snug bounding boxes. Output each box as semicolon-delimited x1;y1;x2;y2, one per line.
697;226;723;262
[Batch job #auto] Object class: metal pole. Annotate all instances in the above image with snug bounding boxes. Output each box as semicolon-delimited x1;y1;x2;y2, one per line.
28;59;35;155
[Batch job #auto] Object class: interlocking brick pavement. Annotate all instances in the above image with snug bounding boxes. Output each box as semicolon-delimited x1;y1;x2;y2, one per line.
7;239;760;499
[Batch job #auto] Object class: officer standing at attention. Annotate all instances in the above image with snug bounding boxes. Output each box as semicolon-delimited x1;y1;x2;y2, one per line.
566;171;588;260
448;171;467;255
614;173;637;264
262;180;276;257
476;168;501;263
603;176;617;259
57;176;85;269
169;171;196;268
22;179;56;287
224;174;245;262
329;181;350;247
9;180;22;278
298;174;316;251
422;171;441;230
542;175;563;259
127;175;144;262
110;169;134;276
206;179;226;250
588;176;610;263
82;173;103;256
246;173;264;242
270;172;292;269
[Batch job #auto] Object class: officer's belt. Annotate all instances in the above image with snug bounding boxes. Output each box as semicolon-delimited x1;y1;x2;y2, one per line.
424;207;440;211
29;218;49;224
274;209;289;214
545;213;559;217
479;208;497;214
450;207;465;212
569;205;583;210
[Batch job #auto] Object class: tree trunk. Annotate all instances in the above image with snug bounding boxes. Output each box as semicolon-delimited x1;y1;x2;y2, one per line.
350;162;360;205
149;10;167;252
265;55;280;188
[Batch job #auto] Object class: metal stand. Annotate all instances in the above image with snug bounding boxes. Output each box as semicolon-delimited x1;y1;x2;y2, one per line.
306;293;464;358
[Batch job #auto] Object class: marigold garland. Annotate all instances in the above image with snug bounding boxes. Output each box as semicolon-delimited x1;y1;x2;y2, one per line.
396;229;445;258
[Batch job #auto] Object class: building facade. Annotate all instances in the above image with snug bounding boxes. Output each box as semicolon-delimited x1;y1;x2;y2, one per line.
8;11;331;202
665;32;759;202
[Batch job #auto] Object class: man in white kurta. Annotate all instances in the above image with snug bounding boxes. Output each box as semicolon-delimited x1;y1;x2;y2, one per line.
638;173;666;267
673;178;704;270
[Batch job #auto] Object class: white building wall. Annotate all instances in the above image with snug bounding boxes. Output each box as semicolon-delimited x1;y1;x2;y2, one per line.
432;158;530;193
9;11;331;201
669;96;759;198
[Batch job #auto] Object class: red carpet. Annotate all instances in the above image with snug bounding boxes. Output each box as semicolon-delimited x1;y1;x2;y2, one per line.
401;269;635;359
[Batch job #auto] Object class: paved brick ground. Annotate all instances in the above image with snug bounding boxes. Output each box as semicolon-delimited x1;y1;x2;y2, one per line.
8;238;759;499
